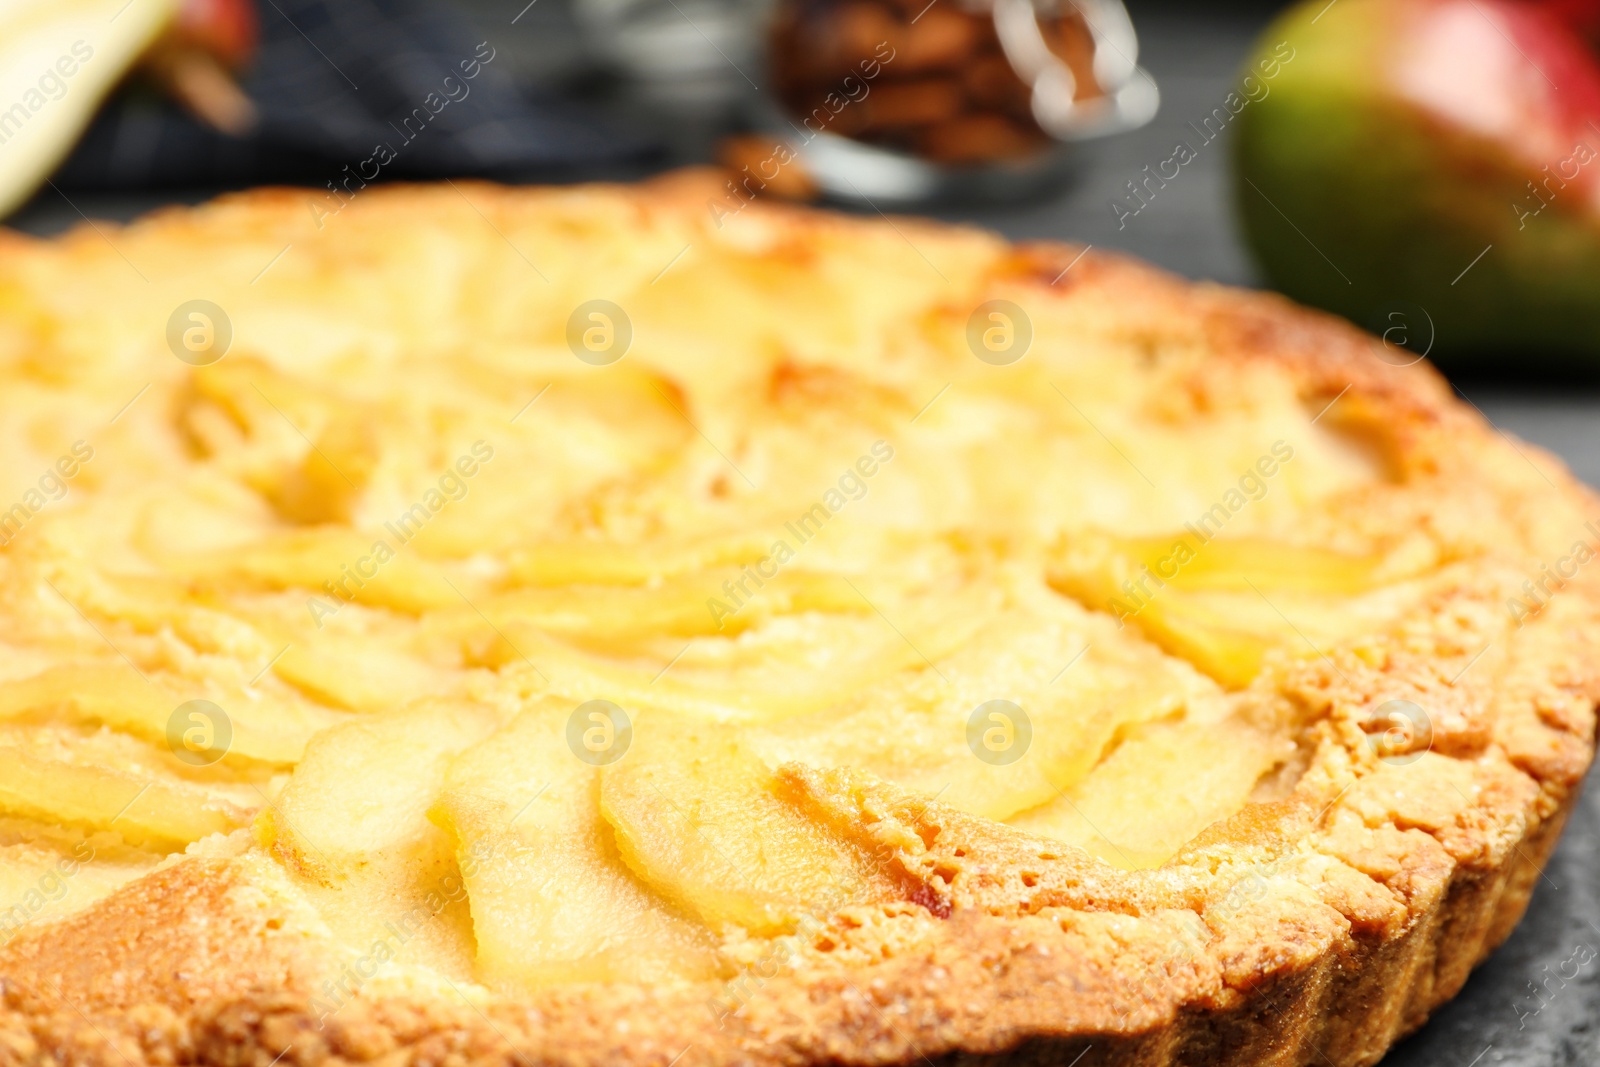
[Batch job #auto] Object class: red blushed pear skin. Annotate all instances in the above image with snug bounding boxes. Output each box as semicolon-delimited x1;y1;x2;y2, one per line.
1394;0;1600;186
172;0;259;68
1234;0;1600;369
1531;0;1600;44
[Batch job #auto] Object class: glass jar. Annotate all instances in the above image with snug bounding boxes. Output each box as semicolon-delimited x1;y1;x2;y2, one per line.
765;0;1155;202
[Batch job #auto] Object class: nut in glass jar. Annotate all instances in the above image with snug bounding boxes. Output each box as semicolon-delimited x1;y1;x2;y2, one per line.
765;0;1156;203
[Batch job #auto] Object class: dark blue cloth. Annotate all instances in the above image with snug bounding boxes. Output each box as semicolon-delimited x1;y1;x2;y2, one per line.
54;0;653;190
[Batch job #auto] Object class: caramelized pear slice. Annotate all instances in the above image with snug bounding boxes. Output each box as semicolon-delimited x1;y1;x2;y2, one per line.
1008;717;1290;869
600;723;901;935
271;638;452;713
1111;532;1397;593
256;700;500;973
258;700;499;881
466;582;994;724
171;528;467;614
1122;597;1281;690
509;530;776;586
1049;531;1433;687
1134;587;1419;689
431;567;867;645
753;587;1223;821
0;663;331;765
433;704;718;988
41;566;264;659
0;750;246;848
1049;530;1399;613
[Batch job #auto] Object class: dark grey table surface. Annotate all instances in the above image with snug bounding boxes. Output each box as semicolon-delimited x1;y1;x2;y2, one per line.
8;2;1599;1063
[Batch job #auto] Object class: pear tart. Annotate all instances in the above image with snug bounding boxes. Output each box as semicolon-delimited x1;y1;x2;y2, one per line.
0;173;1593;1067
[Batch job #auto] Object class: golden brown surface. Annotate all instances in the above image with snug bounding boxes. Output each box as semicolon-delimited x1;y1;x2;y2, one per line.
0;171;1594;1066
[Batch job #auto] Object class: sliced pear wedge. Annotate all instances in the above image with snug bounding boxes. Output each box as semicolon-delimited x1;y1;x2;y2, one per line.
752;583;1224;821
256;700;500;972
40;566;265;659
0;663;335;765
432;703;719;988
508;530;777;587
170;528;467;615
257;700;499;882
457;578;996;724
0;750;246;848
271;638;453;713
1008;717;1292;869
429;567;867;646
1049;531;1437;687
600;722;903;935
1108;532;1398;592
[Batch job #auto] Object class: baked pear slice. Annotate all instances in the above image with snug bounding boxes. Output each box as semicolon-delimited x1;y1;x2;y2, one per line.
1048;531;1438;687
1008;717;1293;869
432;702;719;988
255;700;499;974
600;721;904;936
0;751;246;848
0;662;336;766
751;579;1224;821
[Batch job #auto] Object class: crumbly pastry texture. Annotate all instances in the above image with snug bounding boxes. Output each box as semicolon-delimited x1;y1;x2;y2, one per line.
0;171;1594;1067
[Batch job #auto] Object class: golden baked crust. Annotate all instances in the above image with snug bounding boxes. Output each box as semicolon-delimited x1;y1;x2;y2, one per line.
0;171;1595;1067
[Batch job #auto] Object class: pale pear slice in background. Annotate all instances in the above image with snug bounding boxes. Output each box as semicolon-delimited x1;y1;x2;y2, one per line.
0;0;178;219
